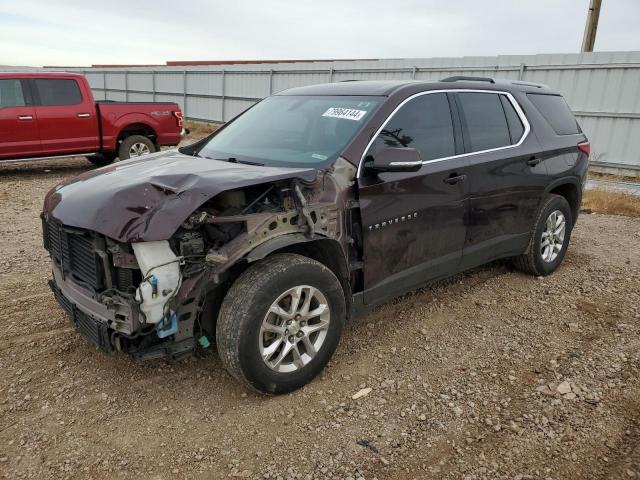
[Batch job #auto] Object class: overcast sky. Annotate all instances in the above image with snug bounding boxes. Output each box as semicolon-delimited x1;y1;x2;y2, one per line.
1;0;639;67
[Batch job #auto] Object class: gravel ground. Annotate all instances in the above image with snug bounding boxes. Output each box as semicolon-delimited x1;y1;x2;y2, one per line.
1;149;639;480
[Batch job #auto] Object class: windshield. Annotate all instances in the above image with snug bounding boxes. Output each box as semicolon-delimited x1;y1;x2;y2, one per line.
197;95;383;167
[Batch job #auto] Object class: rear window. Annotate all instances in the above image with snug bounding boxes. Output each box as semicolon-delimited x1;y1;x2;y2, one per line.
0;79;26;107
528;93;579;135
34;79;83;106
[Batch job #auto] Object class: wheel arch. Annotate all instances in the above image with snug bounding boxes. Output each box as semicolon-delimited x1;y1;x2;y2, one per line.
200;233;352;329
117;122;159;147
247;234;351;298
545;177;582;224
199;235;352;338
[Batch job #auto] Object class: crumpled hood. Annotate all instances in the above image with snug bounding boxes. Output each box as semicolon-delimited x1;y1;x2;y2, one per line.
43;150;317;242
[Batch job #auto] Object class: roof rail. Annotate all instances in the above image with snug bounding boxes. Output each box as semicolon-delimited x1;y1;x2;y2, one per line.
510;80;544;89
441;76;495;84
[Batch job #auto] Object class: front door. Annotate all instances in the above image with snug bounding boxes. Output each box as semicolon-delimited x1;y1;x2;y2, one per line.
0;78;41;159
357;92;469;305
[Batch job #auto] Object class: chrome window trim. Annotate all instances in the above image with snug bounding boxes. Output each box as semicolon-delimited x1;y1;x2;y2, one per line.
389;160;422;167
356;89;531;178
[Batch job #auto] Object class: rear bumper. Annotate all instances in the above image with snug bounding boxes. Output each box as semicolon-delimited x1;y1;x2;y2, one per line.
158;131;183;146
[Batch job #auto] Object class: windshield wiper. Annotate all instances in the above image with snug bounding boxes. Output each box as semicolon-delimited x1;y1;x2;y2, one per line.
196;154;264;166
219;156;264;166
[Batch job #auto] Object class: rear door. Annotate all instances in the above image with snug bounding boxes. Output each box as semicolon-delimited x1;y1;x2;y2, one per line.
453;91;548;269
32;78;99;154
357;92;469;304
0;78;41;159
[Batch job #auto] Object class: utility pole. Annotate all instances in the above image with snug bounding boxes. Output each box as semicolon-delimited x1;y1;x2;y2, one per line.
581;0;602;52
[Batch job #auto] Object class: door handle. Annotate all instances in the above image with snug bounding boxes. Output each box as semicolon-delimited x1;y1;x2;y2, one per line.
17;115;33;121
77;113;91;118
527;156;542;166
443;174;467;185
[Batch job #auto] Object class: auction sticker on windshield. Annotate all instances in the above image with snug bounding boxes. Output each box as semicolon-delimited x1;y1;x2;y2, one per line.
322;107;367;121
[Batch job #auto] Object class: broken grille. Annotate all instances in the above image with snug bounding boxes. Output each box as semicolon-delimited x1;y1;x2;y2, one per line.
43;218;104;291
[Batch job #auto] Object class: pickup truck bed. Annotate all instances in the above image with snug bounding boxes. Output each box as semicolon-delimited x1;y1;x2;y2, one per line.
95;101;183;155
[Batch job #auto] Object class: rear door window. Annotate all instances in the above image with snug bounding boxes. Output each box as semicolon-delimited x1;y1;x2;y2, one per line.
0;79;26;107
528;93;579;135
34;79;83;106
456;92;512;152
370;92;455;161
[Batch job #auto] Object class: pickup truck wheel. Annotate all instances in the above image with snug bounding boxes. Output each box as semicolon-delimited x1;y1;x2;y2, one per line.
216;253;346;394
87;153;116;167
118;135;156;160
513;194;573;276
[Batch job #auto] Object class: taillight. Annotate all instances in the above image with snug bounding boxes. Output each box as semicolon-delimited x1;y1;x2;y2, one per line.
578;142;590;158
173;111;183;128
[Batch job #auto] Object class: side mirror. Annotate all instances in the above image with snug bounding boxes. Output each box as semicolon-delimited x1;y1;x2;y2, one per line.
368;147;423;172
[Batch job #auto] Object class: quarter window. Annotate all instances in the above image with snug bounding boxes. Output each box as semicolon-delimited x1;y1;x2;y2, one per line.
369;92;455;162
0;79;26;107
457;92;513;152
528;93;579;135
34;79;83;106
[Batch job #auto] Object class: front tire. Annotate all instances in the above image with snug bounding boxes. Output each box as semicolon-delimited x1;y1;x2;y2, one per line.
513;194;573;276
118;135;156;160
216;253;346;394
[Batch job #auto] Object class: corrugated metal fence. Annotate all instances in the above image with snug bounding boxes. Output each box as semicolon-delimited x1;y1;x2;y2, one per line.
60;51;640;175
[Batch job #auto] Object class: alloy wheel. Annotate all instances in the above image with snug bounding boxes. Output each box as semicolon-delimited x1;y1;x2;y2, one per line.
129;142;151;157
540;209;566;263
259;285;330;373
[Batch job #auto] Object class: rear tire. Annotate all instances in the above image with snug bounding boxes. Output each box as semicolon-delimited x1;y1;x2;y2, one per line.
513;194;573;276
216;253;346;394
118;135;156;160
87;153;116;167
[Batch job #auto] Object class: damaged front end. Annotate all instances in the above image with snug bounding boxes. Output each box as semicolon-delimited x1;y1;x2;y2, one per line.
43;156;357;360
44;221;193;359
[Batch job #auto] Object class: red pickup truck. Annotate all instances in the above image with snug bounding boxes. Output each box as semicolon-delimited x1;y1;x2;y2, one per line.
0;72;184;166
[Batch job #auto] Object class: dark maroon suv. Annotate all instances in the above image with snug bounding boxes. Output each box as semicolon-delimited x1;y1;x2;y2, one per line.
42;77;589;393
